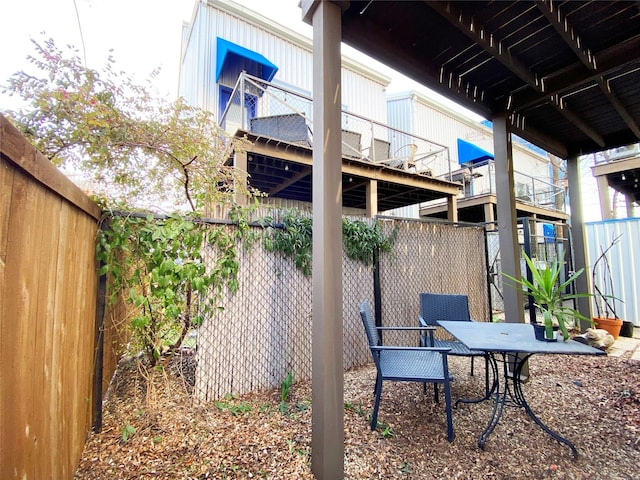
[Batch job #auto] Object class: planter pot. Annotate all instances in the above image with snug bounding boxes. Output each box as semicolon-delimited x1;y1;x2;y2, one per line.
619;321;634;338
532;323;558;342
593;317;623;339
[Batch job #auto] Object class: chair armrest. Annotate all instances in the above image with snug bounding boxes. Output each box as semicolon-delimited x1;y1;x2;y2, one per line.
419;315;439;327
370;346;451;354
376;326;436;332
418;315;437;347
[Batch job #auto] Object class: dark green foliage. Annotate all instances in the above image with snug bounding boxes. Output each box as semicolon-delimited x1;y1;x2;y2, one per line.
262;209;397;276
97;213;240;365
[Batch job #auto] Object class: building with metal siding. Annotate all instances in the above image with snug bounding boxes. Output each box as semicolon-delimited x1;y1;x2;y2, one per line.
387;91;551;178
387;91;568;223
586;218;640;327
177;0;566;223
179;0;390;124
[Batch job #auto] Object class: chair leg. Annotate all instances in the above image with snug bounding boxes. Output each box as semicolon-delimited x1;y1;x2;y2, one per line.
442;380;454;442
433;382;439;403
370;377;383;430
470;356;475;376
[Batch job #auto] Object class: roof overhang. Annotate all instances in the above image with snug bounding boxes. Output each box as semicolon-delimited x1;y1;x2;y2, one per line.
327;1;640;159
457;138;494;167
216;37;279;82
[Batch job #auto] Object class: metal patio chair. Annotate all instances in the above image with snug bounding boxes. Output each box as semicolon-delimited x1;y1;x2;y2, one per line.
359;300;454;442
419;292;489;394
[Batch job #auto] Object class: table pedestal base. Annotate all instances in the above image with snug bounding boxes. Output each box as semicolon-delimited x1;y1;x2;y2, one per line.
472;352;579;458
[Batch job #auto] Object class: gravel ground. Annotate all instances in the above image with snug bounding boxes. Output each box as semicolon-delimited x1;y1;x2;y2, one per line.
75;350;640;479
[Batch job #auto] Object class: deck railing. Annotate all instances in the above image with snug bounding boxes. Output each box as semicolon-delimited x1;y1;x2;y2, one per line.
220;72;451;178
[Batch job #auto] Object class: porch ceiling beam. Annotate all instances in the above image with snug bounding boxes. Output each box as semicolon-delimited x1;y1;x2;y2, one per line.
426;0;543;92
535;0;596;71
342;177;368;193
269;167;312;195
510;35;640;112
508;114;569;158
535;1;639;143
550;97;605;148
597;78;640;139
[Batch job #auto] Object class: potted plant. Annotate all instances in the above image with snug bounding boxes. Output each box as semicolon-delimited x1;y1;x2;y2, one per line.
591;234;624;339
503;252;593;341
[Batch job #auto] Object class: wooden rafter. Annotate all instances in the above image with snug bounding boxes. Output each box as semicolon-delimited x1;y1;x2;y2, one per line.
426;0;543;92
597;79;640;139
510;35;640;111
535;0;596;71
269;166;312;196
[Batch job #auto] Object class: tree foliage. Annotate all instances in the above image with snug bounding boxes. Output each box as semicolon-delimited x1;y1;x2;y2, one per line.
3;37;257;212
2;38;261;365
262;210;397;276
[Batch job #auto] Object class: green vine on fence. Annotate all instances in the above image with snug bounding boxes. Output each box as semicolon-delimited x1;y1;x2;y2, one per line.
97;212;241;366
97;208;396;365
262;210;397;276
342;218;397;266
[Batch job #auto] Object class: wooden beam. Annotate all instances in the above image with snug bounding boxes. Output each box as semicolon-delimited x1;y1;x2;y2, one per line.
535;0;596;71
550;97;605;147
269;167;311;195
510;35;640;111
427;1;543;92
598;78;640;139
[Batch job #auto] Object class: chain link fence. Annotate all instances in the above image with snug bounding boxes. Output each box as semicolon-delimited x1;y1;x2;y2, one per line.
485;218;573;323
376;217;490;346
194;215;489;401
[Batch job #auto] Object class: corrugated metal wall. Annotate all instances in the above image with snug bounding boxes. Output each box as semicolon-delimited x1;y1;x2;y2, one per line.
387;92;551;182
179;0;389;124
586;218;640;326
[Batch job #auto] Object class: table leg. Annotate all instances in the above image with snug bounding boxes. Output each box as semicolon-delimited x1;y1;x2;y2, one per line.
455;354;498;408
512;353;579;458
478;352;505;449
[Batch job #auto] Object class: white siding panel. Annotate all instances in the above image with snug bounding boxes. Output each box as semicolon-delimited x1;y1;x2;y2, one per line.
387;93;550;178
383;204;420;219
586;218;640;326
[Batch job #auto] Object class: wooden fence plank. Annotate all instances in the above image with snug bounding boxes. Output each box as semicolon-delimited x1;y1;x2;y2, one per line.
1;114;103;479
0;116;101;221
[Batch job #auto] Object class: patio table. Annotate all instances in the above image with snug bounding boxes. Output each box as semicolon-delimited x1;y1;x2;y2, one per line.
437;321;605;457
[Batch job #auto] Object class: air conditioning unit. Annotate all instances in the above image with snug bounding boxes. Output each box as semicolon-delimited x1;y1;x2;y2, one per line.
606;143;640;161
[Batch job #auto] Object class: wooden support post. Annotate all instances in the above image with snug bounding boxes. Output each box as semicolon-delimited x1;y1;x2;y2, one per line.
567;155;593;328
303;1;345;478
366;179;378;218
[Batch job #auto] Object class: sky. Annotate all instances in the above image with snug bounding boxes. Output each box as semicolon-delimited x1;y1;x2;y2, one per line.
0;0;603;220
0;0;479;117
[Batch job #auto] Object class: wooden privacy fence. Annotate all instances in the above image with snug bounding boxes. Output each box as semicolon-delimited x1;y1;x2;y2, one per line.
0;115;122;480
195;216;489;401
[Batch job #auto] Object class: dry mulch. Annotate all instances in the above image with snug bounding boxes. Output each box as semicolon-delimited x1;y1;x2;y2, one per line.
75;349;640;479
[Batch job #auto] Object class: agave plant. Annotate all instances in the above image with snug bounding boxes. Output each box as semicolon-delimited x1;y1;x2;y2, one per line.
503;252;593;341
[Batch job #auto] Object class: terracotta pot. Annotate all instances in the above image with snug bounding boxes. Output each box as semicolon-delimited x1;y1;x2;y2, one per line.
593;317;623;339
